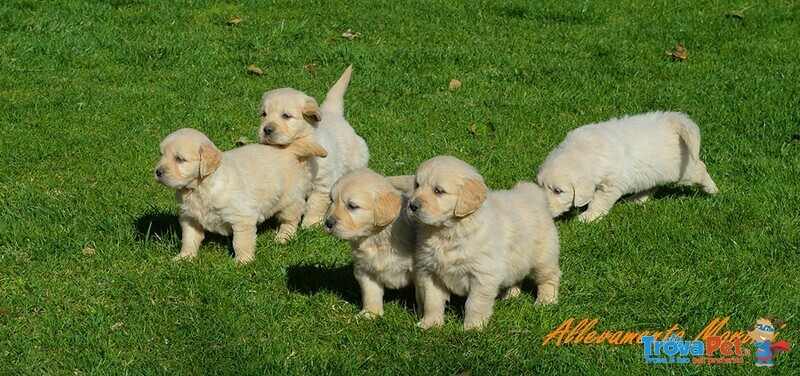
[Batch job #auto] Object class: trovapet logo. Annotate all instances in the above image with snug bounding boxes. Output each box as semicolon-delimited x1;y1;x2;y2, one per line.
747;315;791;367
642;334;746;364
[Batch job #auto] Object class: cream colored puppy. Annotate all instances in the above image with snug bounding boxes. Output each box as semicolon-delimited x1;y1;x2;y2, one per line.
323;169;418;319
407;156;561;331
258;66;369;228
537;111;718;222
155;128;327;263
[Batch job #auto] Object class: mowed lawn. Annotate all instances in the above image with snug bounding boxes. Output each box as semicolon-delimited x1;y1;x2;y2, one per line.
1;0;799;374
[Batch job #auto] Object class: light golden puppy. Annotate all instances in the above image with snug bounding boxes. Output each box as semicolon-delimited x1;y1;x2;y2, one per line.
537;111;718;222
323;169;418;319
407;156;561;331
155;128;327;263
258;66;369;228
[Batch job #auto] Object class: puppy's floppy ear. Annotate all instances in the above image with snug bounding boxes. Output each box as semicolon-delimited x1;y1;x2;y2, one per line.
454;178;488;217
385;175;415;193
374;191;402;227
302;100;322;123
572;180;595;208
199;144;222;177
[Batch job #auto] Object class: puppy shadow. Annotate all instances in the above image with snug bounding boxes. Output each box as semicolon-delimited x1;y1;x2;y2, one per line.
651;185;707;200
285;263;420;313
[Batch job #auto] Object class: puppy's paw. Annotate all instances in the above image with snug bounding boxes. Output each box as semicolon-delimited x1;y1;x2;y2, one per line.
300;216;323;228
501;285;521;300
416;318;444;329
463;320;487;331
578;211;604;222
233;254;254;264
534;295;558;306
357;309;383;320
171;252;196;262
274;232;293;244
703;185;718;195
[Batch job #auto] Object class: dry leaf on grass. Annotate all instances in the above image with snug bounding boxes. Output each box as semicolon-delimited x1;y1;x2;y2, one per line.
448;79;462;90
247;65;264;75
0;307;13;315
82;247;95;255
227;18;244;25
469;123;495;136
341;29;361;40
725;6;753;20
110;322;124;331
665;44;687;61
305;63;317;76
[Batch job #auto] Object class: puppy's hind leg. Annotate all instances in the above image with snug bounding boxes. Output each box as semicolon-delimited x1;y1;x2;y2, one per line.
232;223;258;264
628;187;658;204
301;189;331;228
680;160;718;194
533;265;561;305
500;283;522;300
275;201;304;243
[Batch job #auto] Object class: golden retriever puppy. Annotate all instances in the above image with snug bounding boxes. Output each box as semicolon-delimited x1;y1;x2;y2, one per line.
407;156;561;330
323;169;418;319
537;111;718;222
258;66;369;228
154;128;327;263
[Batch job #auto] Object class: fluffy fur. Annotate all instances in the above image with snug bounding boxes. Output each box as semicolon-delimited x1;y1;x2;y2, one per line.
537;111;718;222
323;169;418;319
154;128;327;263
407;156;561;330
258;66;369;227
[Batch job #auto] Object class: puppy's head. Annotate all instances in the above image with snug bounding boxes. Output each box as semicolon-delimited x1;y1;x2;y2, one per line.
536;152;594;217
324;169;403;240
154;128;222;190
258;88;322;145
407;156;488;227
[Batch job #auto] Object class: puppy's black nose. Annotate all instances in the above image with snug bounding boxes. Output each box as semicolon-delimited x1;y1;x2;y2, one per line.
263;126;274;136
324;218;335;229
155;168;163;178
408;201;420;212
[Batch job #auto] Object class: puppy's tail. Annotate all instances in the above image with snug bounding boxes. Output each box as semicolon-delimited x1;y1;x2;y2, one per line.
320;65;353;117
669;112;702;162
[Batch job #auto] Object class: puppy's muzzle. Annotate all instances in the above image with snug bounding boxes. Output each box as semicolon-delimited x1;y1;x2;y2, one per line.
324;218;336;230
262;125;275;137
155;167;164;179
408;201;421;212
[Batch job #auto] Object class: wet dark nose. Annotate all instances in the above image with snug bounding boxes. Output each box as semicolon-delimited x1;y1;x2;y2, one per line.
324;218;335;229
155;168;164;178
408;201;420;212
263;126;274;136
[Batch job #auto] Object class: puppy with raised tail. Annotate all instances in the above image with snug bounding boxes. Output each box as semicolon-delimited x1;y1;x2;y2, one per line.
154;128;327;263
537;111;718;222
323;168;418;319
258;66;369;227
407;156;561;330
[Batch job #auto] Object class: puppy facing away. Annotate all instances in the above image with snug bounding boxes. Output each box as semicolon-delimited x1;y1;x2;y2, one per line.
154;128;327;263
323;169;418;319
407;156;562;330
537;111;718;222
258;66;369;228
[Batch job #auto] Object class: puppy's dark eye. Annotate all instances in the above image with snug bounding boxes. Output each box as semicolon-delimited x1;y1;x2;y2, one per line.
553;188;563;195
281;113;292;120
175;156;186;163
347;202;359;210
433;187;445;195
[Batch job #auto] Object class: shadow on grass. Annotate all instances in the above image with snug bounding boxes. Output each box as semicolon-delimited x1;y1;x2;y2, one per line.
133;210;284;258
286;263;421;313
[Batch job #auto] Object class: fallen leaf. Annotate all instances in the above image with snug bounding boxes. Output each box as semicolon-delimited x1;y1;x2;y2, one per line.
0;307;12;315
227;18;244;25
448;79;462;90
469;123;495;136
305;63;317;76
665;44;687;61
341;29;361;40
725;5;753;20
111;322;124;331
82;247;95;255
247;65;264;75
234;136;253;146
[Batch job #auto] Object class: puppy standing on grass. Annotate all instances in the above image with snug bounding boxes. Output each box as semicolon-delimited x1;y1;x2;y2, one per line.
258;66;369;227
407;156;562;331
323;169;418;319
537;111;718;222
154;128;327;263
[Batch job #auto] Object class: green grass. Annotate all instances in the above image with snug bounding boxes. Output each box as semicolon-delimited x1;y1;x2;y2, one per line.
1;0;799;374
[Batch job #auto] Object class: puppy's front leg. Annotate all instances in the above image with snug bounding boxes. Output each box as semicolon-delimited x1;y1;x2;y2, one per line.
231;223;257;264
356;273;385;320
275;201;304;243
301;189;330;228
463;285;498;331
578;187;623;222
416;274;449;329
174;217;205;261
